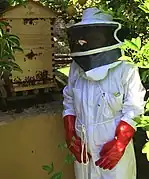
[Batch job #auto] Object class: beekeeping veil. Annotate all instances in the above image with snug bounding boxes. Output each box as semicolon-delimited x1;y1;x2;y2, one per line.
67;8;124;73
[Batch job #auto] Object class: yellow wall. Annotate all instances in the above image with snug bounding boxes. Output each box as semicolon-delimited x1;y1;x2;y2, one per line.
0;113;75;179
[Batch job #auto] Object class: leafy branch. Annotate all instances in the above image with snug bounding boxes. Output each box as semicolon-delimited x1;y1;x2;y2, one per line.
119;37;149;69
0;20;23;76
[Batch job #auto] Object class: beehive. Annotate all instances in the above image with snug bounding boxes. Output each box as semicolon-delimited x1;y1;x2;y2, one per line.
2;0;57;93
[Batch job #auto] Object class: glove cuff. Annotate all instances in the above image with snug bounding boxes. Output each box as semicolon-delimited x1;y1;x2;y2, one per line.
115;120;135;147
64;115;76;133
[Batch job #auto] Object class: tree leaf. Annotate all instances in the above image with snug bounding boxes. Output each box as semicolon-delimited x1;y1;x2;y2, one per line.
7;36;20;47
124;39;139;51
142;141;149;154
0;29;3;37
9;61;23;73
58;142;67;151
142;115;149;121
141;42;149;52
147;152;149;161
42;165;51;171
140;70;149;83
0;21;9;27
146;101;149;110
50;172;63;179
42;162;54;175
135;37;142;49
12;46;23;53
146;131;149;139
139;3;149;13
64;152;76;164
73;0;78;4
134;116;142;123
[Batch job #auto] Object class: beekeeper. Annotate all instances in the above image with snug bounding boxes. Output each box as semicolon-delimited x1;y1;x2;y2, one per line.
63;7;146;179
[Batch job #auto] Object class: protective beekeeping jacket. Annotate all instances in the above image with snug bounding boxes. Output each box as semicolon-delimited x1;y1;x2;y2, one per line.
63;60;146;179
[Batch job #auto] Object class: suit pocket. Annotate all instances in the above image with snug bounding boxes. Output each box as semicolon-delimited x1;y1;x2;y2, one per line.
106;92;124;114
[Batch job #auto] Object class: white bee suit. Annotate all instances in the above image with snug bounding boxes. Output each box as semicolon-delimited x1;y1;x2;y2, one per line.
63;61;146;179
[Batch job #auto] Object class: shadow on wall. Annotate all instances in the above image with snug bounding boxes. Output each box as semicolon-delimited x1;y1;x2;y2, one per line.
0;112;75;179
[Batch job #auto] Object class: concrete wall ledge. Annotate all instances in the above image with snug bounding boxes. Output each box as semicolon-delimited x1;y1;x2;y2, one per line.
0;102;75;179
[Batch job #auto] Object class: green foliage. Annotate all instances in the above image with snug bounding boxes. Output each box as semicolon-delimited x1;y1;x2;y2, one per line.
58;142;67;151
135;115;149;130
38;0;148;39
142;131;149;161
42;142;75;179
58;141;76;164
0;20;23;76
42;162;63;179
141;70;149;83
39;0;106;22
50;172;63;179
135;0;149;13
64;152;76;164
119;37;149;69
134;100;149;130
42;163;54;175
117;3;149;161
8;0;27;6
95;0;149;41
134;100;149;160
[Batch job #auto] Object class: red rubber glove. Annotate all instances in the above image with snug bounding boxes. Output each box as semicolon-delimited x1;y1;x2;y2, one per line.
64;115;91;163
95;120;135;170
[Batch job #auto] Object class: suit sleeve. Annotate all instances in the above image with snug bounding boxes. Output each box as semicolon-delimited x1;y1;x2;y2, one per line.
121;65;146;129
62;61;79;117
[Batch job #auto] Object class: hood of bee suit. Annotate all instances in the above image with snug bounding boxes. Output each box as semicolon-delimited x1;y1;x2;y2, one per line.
67;7;128;80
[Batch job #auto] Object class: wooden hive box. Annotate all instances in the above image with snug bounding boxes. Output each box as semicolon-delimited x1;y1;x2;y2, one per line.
2;0;57;93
